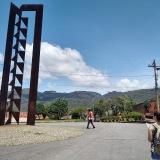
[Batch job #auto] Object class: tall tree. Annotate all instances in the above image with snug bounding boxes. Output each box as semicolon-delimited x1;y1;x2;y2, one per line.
94;99;106;117
70;107;86;119
110;96;136;115
36;102;46;119
47;98;68;119
105;99;114;115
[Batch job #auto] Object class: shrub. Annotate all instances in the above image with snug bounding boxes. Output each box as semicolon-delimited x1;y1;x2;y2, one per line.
100;116;118;122
71;112;80;119
123;112;143;121
131;112;143;121
101;112;144;122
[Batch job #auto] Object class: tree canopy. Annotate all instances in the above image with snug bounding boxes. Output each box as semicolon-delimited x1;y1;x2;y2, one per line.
93;96;136;117
70;107;86;119
36;102;46;119
46;98;68;119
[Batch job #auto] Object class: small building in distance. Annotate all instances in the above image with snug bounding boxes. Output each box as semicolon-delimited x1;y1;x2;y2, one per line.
132;98;160;119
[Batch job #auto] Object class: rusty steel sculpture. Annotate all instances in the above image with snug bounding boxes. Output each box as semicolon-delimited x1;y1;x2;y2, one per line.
0;3;43;125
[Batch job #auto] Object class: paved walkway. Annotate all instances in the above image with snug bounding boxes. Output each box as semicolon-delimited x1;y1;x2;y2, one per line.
0;122;151;160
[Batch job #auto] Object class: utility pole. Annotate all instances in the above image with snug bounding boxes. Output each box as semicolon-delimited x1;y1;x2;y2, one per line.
148;59;160;111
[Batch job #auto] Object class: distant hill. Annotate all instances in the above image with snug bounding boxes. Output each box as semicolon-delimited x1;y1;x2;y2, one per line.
20;88;159;111
103;88;158;103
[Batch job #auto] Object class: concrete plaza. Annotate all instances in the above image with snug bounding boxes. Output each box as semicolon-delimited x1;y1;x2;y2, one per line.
0;122;151;160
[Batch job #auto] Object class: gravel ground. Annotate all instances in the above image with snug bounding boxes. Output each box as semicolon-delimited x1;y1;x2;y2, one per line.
0;125;84;146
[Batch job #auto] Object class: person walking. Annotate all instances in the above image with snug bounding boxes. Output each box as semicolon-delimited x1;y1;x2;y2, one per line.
148;110;160;160
86;108;95;129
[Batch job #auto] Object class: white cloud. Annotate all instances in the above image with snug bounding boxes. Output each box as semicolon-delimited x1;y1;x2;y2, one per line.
23;43;153;94
0;45;154;94
47;82;57;89
0;53;4;62
116;78;149;92
0;71;2;81
24;42;109;90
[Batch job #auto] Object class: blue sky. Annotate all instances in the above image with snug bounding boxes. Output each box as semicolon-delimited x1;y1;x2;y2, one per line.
0;0;160;95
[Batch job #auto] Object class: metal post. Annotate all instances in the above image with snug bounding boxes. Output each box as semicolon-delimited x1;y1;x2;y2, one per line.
0;3;43;125
148;59;160;111
0;3;21;125
21;4;43;125
154;65;159;111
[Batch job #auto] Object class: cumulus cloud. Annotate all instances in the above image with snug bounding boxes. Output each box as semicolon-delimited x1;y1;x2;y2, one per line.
116;79;149;92
24;42;109;89
0;46;152;94
47;82;57;89
0;53;4;62
23;42;152;93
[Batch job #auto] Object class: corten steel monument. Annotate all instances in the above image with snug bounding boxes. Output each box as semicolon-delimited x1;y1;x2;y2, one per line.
0;3;43;125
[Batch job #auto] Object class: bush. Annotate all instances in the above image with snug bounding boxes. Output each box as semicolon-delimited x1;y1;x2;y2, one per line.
100;116;107;122
122;112;143;121
100;116;118;122
101;112;144;122
132;112;143;121
71;112;80;119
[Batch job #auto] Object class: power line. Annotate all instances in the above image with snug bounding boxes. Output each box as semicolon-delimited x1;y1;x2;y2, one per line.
0;63;154;78
23;66;154;78
0;63;154;90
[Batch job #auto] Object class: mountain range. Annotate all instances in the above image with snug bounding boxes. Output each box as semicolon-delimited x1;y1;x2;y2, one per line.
20;88;158;111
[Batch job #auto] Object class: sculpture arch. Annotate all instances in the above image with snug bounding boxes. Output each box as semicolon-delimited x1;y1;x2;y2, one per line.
0;3;43;125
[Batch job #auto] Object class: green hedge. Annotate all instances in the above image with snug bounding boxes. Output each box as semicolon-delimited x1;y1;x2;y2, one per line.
101;112;144;122
101;116;118;122
122;112;143;121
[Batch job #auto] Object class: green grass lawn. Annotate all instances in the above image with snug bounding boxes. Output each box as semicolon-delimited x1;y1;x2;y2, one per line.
35;118;86;123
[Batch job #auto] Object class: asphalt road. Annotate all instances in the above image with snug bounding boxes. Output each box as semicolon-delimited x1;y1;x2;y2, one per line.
0;122;151;160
